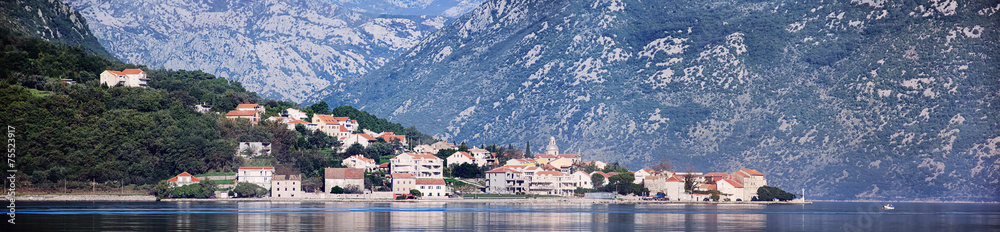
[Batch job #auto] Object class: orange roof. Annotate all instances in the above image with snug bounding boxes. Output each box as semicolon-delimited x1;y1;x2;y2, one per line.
286;119;309;124
239;167;274;170
339;126;350;132
557;154;580;158
391;173;415;179
105;70;125;75
723;179;744;188
415;178;446;185
452;151;473;159
705;172;729;177
536;171;567;176
699;184;717;190
226;110;258;116
167;172;201;182
314;115;337;123
236;104;258;109
469;148;489;153
379;163;389;168
575;171;591;177
380;134;406;141
121;69;144;74
665;176;684;182
348;155;375;163
486;167;521;173
359;134;376;141
741;169;764;176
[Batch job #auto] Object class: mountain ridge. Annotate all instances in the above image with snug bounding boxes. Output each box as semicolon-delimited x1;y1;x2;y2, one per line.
321;0;999;200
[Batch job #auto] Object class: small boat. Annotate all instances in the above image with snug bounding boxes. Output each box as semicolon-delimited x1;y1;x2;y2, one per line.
883;204;894;210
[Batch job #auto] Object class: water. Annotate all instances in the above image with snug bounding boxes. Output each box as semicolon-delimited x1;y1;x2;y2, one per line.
4;201;999;231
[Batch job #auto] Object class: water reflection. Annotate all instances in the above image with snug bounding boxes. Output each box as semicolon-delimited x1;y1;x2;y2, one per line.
10;202;1000;231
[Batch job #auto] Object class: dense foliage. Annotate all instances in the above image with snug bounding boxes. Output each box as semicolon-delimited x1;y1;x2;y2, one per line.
231;182;268;198
754;186;796;201
330;105;435;145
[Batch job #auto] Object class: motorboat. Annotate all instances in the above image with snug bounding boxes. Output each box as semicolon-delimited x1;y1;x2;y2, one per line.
883;204;894;210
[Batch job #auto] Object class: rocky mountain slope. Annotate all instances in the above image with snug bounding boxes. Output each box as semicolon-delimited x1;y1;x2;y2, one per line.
321;0;999;200
63;0;450;102
329;0;485;17
0;0;114;59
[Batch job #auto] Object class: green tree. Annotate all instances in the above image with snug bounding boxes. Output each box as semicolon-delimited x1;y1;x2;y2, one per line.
410;189;422;198
330;186;344;194
524;141;532;158
591;174;605;187
310;101;330;115
233;182;268;198
755;186;796;201
343;143;365;158
153;180;174;199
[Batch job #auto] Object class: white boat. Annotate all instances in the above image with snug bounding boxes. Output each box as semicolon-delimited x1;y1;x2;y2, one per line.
883;204;894;210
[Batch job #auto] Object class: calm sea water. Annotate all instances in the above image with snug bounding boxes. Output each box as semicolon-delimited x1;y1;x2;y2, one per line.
3;201;998;231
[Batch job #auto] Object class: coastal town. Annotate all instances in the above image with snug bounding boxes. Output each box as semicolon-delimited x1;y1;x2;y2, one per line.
150;98;793;203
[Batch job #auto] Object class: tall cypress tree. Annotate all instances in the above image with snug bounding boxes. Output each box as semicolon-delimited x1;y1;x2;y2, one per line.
525;141;532;158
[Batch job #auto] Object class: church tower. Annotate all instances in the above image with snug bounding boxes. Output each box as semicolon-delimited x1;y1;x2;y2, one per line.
545;137;559;156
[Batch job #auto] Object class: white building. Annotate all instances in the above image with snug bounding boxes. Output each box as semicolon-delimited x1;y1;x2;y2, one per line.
100;69;148;87
237;142;271;158
390;173;416;194
237;167;274;189
633;169;655;184
415;178;447;198
731;168;767;200
340;134;375;152
313;115;358;137
717;178;746;201
167;172;201;187
528;171;575;196
390;153;443;179
446;151;475;167
570;171;593;189
324;168;364;193
485;167;527;194
284;119;318;131
343;155;378;171
467;148;496;166
271;174;302;198
284;108;308;120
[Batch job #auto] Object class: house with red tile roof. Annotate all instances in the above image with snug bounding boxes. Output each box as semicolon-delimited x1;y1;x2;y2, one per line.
446;151;475;167
324;168;364;193
100;69;148;87
342;155;378;171
167;172;201;187
415;178;448;198
226;110;261;124
717;178;746;201
312;114;358;137
390;172;416;194
505;158;537;166
731;168;767;200
485;167;527;194
236;104;265;114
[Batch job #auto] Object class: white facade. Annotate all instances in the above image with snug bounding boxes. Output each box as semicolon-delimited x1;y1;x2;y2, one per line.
570;171;593;189
528;171;575;196
100;69;148;87
446;151;475;167
415;179;448;198
167;172;200;187
271;174;302;198
717;179;746;201
390;153;443;179
284;108;308;120
237;142;271;158
485;167;527;194
324;168;365;193
237;167;274;189
391;173;416;194
342;155;378;171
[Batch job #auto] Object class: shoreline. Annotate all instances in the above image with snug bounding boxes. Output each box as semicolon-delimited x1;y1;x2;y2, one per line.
15;194;812;205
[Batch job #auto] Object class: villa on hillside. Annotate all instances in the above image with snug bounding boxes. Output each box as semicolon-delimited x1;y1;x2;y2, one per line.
236;142;271;158
100;69;148;87
226;109;261;124
167;172;201;187
343;154;378;171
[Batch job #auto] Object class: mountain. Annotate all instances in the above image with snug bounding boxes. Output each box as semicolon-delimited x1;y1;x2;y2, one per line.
329;0;485;17
62;0;450;103
0;0;114;60
320;0;1000;201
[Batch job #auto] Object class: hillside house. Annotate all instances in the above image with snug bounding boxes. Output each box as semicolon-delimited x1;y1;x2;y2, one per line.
236;142;271;158
313;115;358;137
485;167;527;194
324;168;364;193
284;108;308;120
236;167;274;189
342;155;378;171
167;172;201;187
340;134;376;152
446;151;475;167
226;110;260;124
100;69;148;87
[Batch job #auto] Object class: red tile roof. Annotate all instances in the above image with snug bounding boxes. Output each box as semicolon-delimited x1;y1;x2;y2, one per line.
723;179;744;188
325;168;364;179
347;155;376;164
226;110;258;116
359;134;376;141
536;171;568;176
379;163;389;168
699;184;717;190
665;176;684;182
486;167;521;173
313;115;337;123
286;119;309;124
452;151;473;159
557;154;580;158
167;172;201;182
391;173;415;179
741;168;764;176
236;104;258;109
705;172;729;177
415;178;446;185
121;69;144;75
469;148;489;153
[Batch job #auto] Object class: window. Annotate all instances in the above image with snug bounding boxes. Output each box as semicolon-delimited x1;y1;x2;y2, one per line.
437;186;441;189
420;186;424;189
